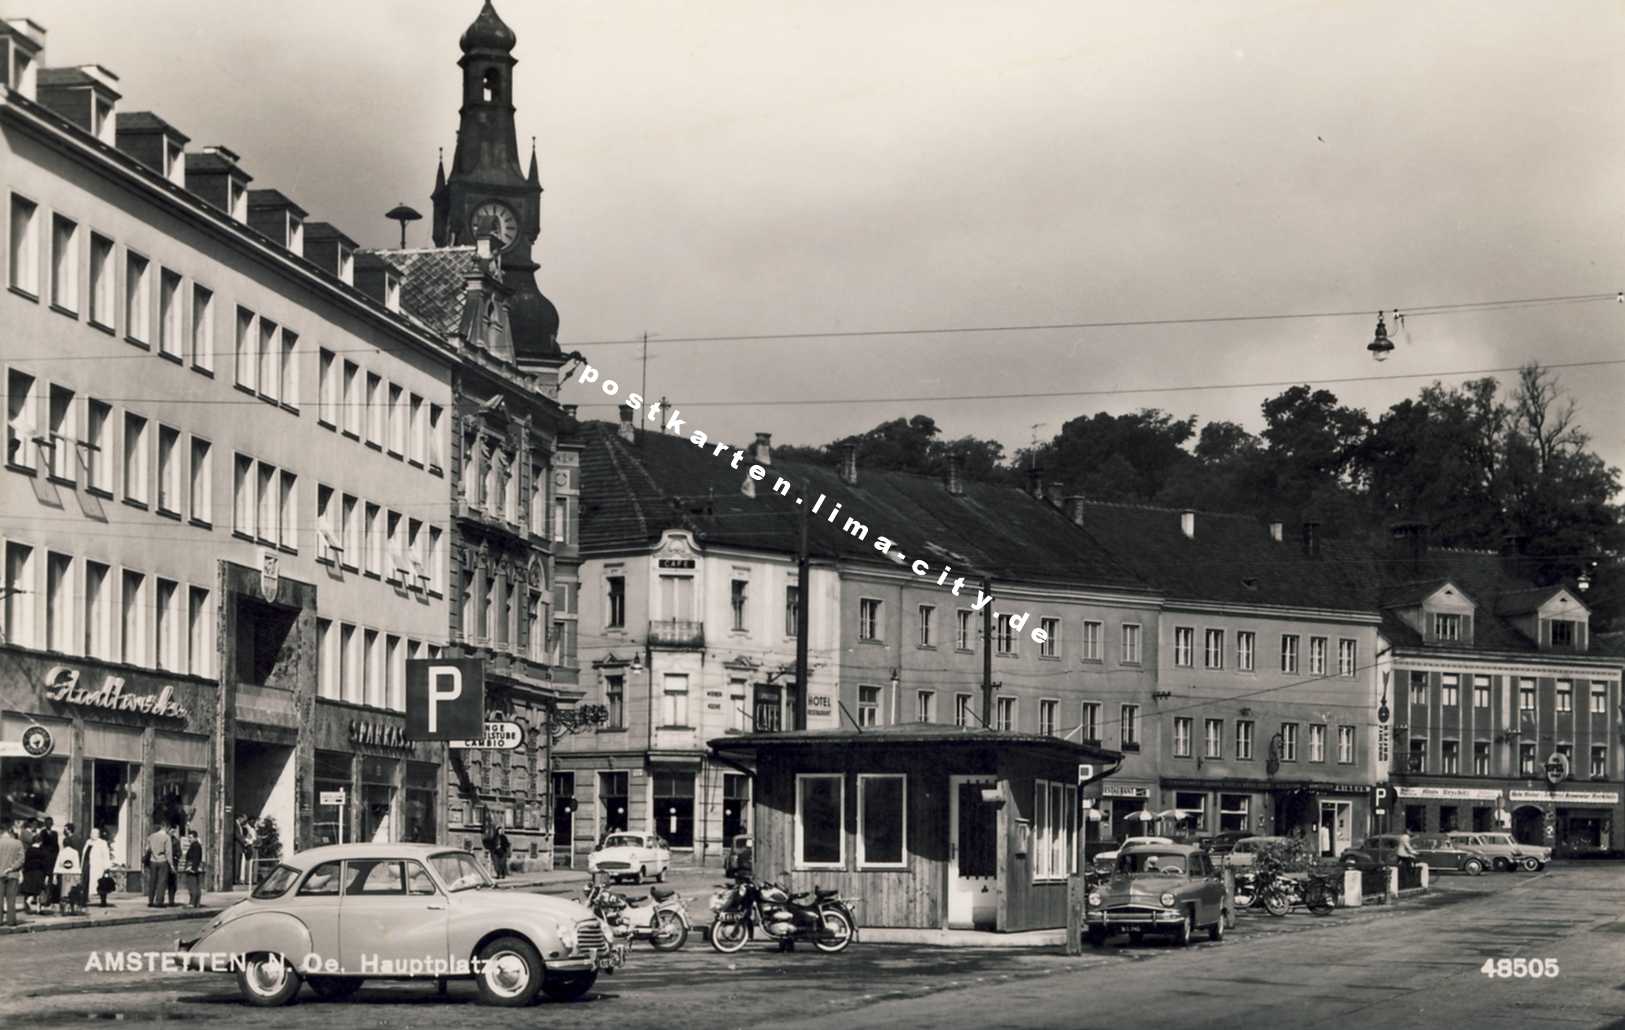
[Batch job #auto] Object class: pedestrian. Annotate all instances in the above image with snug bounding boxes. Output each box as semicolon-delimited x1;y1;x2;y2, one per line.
1396;827;1418;880
85;828;113;908
1317;821;1331;857
20;830;49;915
180;830;204;908
146;823;174;908
495;828;511;880
38;816;59;909
57;822;83;916
235;815;257;886
0;818;24;927
483;821;502;880
165;825;181;906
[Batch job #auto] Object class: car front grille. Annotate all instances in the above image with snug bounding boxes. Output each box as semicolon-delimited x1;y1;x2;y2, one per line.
596;861;630;870
1105;905;1164;916
576;919;608;952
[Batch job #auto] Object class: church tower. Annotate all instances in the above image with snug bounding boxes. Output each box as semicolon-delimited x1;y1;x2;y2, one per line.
432;1;562;369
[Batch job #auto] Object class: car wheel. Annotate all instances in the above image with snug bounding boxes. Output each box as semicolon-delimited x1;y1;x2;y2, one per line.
236;952;302;1007
1172;909;1193;947
1521;856;1540;872
540;971;597;1003
474;935;543;1007
1463;859;1483;876
1207;915;1224;942
1492;857;1510;872
307;976;364;1002
1085;927;1108;947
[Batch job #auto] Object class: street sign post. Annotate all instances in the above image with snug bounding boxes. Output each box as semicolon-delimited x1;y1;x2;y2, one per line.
406;659;485;740
319;789;346;845
1068;763;1105;956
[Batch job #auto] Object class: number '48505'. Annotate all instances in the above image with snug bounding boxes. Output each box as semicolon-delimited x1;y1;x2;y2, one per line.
1481;958;1558;978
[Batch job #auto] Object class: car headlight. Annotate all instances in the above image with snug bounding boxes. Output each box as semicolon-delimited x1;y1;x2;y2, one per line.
556;920;579;952
1160;892;1176;907
1087;892;1102;907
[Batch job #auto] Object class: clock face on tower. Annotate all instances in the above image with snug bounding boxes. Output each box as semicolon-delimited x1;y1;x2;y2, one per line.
470;201;519;250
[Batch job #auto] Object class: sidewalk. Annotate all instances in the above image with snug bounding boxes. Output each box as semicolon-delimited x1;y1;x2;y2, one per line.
0;889;247;936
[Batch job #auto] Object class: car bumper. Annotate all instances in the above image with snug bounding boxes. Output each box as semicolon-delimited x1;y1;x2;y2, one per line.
1085;907;1185;927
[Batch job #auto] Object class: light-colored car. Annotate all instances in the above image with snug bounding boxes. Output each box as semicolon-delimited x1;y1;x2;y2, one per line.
1446;831;1549;871
587;832;672;884
179;843;623;1008
1222;836;1292;869
1092;835;1175;867
1084;844;1227;947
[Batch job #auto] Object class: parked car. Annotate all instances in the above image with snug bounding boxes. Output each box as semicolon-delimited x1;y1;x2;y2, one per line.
1338;834;1404;871
1199;831;1254;858
1410;834;1487;875
1222;836;1292;869
1084;844;1227;947
1092;835;1176;867
179;843;623;1007
723;834;753;879
588;832;672;883
1446;831;1549;871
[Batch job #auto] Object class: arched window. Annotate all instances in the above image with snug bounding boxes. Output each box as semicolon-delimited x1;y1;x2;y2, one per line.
482;69;500;103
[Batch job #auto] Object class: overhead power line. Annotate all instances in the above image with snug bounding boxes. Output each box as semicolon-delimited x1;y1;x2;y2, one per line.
572;355;1625;409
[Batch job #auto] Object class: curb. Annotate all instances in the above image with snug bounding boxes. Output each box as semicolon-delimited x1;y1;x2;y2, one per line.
0;905;226;937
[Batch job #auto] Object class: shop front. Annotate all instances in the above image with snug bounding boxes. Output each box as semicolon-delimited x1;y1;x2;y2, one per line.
1391;784;1506;836
1;651;219;889
309;700;441;849
1508;788;1619;854
1087;780;1155;852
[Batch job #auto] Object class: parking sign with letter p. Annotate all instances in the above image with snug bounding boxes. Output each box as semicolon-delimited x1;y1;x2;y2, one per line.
407;659;485;740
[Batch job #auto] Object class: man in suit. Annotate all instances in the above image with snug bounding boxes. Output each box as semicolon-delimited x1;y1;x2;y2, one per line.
0;819;24;927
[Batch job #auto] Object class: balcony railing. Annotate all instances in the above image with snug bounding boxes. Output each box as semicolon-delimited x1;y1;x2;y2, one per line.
648;619;705;648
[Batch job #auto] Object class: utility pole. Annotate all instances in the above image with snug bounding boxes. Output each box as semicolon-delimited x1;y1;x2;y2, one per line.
640;332;649;410
794;480;811;731
981;576;994;729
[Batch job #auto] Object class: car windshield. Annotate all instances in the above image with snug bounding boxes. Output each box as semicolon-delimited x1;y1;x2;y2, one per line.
430;850;493;892
603;834;643;848
252;864;300;899
1120;852;1186;875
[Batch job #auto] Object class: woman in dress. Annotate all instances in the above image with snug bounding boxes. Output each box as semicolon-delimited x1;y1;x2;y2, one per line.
19;833;49;914
84;828;113;908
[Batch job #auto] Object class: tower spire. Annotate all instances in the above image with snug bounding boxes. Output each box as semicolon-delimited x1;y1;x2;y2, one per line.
527;136;539;184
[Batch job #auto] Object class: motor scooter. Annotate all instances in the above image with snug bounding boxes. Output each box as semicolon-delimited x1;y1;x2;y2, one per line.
585;873;691;951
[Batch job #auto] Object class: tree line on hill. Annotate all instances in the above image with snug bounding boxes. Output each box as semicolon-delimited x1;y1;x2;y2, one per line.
775;363;1624;630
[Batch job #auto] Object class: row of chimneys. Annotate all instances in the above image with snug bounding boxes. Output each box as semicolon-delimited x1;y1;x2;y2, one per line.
4;21;391;307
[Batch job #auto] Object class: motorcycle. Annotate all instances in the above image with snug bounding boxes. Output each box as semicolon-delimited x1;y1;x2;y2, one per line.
1258;870;1336;917
585;874;691;951
708;873;857;954
1231;869;1262;910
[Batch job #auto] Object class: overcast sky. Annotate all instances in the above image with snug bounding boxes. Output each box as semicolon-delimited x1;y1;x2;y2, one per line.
39;1;1625;482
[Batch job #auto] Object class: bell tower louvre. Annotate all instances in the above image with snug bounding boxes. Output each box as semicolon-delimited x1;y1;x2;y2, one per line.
431;0;563;369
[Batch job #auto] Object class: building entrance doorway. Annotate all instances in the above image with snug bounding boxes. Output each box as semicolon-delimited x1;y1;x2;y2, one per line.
552;772;576;867
232;738;294;883
948;776;998;931
1318;800;1353;856
1512;805;1546;847
722;773;750;842
653;769;695;848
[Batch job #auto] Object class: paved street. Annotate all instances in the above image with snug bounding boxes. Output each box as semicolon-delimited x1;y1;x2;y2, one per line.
0;863;1618;1030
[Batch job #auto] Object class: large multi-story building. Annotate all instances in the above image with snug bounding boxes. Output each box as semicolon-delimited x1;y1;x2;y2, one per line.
365;0;583;870
1;17;458;888
1071;504;1384;854
1376;529;1622;853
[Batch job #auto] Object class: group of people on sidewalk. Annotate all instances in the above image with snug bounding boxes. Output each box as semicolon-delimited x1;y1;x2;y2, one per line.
0;815;208;927
142;824;205;909
0;816;117;927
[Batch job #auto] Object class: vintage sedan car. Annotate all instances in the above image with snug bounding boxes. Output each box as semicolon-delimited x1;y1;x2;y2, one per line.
1091;835;1176;868
1084;844;1227;947
1338;834;1404;871
1198;830;1254;858
723;834;752;879
1411;834;1487;875
179;843;624;1008
1446;831;1549;871
587;832;672;884
1222;835;1292;869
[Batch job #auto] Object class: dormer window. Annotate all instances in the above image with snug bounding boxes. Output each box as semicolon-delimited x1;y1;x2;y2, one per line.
162;138;183;183
91;94;113;140
384;272;401;312
1433;613;1462;641
336;245;354;285
9;46;31;94
228;179;247;223
1549;619;1583;650
287;215;304;255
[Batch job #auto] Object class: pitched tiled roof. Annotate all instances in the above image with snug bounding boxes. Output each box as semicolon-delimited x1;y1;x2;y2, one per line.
1380;578;1461;608
1492;585;1565;615
114;110;189;141
1374;548;1589;655
373;247;479;336
575;422;1147;592
1068;501;1379;614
